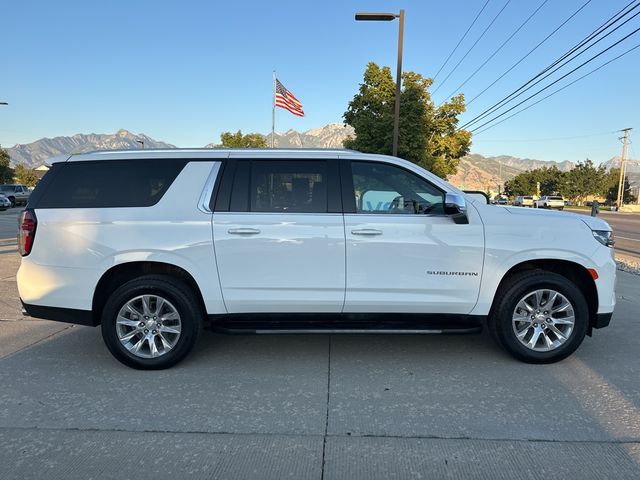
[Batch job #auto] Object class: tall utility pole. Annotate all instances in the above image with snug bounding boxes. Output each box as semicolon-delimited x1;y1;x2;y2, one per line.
615;128;632;209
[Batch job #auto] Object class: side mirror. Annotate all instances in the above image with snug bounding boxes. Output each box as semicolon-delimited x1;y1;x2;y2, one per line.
463;190;490;204
444;193;469;224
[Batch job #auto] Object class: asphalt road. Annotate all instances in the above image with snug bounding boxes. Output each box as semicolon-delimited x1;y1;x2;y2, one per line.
1;206;640;478
0;208;19;241
569;209;640;260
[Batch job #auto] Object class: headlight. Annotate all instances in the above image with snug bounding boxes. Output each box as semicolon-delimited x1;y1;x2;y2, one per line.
592;230;614;247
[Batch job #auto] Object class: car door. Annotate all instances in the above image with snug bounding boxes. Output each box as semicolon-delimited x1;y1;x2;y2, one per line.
212;158;345;313
17;186;27;203
342;160;485;314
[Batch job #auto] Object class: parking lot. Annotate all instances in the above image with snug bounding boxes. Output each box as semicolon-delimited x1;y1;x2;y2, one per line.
1;207;640;479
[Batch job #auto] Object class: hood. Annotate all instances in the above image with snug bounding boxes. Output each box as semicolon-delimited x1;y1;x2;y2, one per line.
504;206;611;231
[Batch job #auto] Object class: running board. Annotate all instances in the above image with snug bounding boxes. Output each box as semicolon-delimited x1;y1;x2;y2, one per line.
207;313;485;335
212;326;482;335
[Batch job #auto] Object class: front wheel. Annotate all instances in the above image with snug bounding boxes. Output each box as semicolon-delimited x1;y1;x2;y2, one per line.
488;270;589;363
101;275;203;369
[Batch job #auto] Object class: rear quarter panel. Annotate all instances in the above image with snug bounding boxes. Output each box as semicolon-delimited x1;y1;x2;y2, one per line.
18;161;225;314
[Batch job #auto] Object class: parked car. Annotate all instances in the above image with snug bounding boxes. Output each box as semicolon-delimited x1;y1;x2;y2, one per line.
0;184;31;207
535;195;565;210
493;197;508;205
513;195;535;207
0;193;11;211
17;149;615;369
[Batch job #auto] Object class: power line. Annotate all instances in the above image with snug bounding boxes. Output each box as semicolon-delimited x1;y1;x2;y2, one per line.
462;0;640;129
471;32;640;133
479;131;618;142
463;0;640;129
432;0;511;95
472;41;640;135
432;0;491;81
466;0;593;107
439;0;549;106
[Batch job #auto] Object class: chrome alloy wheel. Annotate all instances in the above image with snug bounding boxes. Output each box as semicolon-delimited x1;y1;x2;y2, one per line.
115;295;182;359
512;289;575;352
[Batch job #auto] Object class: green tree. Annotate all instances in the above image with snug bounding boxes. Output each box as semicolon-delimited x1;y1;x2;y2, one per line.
14;164;40;187
503;166;566;197
343;62;471;179
562;159;607;204
220;130;267;148
604;169;636;204
0;145;14;183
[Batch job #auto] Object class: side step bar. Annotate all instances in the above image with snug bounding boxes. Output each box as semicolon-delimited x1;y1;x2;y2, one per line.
211;326;482;335
207;313;485;335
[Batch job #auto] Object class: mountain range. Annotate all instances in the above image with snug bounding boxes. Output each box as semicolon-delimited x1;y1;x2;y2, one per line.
5;124;638;190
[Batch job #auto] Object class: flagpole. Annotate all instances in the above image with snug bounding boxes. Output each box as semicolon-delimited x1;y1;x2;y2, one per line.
271;70;276;148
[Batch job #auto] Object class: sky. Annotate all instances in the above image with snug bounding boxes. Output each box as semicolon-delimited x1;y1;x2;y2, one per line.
2;0;639;163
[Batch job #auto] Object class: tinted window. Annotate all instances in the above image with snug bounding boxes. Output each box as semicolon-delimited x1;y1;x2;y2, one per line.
351;162;444;215
35;160;186;208
250;161;328;213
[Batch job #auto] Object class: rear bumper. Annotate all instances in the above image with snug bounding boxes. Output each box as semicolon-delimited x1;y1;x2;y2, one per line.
21;301;97;327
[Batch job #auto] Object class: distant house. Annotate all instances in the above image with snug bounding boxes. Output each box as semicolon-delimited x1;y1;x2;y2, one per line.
33;163;50;179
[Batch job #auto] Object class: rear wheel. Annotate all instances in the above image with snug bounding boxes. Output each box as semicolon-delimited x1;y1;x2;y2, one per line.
488;270;588;363
101;275;203;369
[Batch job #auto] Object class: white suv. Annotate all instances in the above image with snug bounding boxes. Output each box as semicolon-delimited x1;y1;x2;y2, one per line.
17;149;616;369
535;195;565;210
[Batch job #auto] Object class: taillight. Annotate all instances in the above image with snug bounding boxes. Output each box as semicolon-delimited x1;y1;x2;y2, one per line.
18;209;37;256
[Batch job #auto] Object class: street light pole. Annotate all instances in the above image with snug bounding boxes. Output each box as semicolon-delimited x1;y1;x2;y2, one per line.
393;10;404;158
355;10;405;157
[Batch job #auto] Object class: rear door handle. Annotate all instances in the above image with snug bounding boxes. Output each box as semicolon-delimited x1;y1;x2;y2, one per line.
228;228;261;235
351;228;382;236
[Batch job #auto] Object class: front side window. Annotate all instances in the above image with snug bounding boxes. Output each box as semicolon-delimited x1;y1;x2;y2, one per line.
351;161;444;215
250;161;328;213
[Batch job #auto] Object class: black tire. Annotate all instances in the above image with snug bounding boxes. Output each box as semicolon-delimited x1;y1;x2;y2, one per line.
8;197;15;208
488;270;589;364
101;275;203;369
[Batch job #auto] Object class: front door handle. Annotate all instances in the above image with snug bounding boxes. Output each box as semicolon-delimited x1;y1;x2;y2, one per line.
228;228;261;235
351;228;383;236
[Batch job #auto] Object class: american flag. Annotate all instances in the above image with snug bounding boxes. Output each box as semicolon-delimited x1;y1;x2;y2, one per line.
275;79;304;117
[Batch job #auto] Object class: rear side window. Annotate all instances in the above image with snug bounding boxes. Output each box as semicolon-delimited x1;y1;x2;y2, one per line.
34;160;186;208
250;161;328;213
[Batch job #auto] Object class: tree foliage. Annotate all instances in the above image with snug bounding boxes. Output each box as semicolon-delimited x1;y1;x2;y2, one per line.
503;165;566;198
503;159;635;205
343;62;471;179
562;159;607;204
0;145;14;183
14;164;40;187
604;168;636;204
220;130;267;148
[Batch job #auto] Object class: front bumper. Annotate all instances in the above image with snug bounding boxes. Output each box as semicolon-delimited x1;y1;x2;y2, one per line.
594;312;613;329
